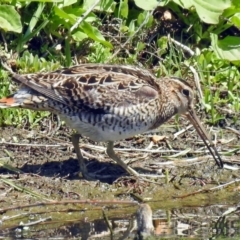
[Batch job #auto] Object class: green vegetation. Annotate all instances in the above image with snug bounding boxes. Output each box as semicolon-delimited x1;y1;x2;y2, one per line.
0;0;240;126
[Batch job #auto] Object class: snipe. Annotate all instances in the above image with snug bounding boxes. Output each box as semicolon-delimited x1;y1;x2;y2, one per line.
0;64;223;179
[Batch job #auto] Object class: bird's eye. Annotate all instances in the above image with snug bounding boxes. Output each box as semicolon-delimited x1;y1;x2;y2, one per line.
182;89;190;97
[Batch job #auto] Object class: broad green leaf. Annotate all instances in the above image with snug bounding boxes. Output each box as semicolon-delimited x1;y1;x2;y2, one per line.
137;12;145;25
80;21;112;48
25;2;45;36
0;5;22;33
99;0;115;12
232;0;240;8
157;36;168;56
134;0;160;10
54;6;76;23
72;30;88;41
136;42;145;51
173;0;231;24
128;20;135;35
83;0;114;12
137;11;153;27
63;0;77;6
65;37;71;66
120;0;128;18
17;0;62;1
69;13;97;23
121;25;128;32
54;6;96;24
146;15;153;28
230;13;240;28
211;34;240;65
223;7;240;18
83;0;100;8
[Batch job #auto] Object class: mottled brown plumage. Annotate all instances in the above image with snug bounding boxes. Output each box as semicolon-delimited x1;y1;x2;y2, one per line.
0;64;223;179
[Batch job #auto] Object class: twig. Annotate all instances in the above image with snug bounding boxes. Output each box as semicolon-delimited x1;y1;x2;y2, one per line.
102;208;113;235
189;65;204;101
81;148;105;160
1;213;29;222
173;124;193;139
168;35;195;56
0;141;63;147
153;156;208;166
0;55;14;73
215;105;239;115
174;178;240;199
81;143;225;155
0;199;137;214
20;217;52;227
225;126;240;136
1;178;50;201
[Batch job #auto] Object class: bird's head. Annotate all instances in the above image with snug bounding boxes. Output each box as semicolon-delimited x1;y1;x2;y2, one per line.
166;76;223;168
168;77;194;114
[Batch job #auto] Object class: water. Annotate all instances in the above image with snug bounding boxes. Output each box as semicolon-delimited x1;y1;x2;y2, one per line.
1;203;240;239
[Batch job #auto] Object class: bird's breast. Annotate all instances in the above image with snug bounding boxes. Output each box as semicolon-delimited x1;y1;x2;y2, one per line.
60;111;155;142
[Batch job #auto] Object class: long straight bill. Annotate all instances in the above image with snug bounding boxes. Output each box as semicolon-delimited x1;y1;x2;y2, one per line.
185;109;223;168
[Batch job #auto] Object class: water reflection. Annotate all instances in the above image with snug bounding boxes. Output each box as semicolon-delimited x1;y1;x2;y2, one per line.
136;204;154;239
1;204;240;239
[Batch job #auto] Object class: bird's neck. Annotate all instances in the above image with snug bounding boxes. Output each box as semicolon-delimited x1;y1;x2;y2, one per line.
149;81;178;129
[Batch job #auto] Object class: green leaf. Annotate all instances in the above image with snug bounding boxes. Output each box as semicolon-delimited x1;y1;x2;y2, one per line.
136;42;145;51
134;0;160;10
24;2;45;37
83;0;114;12
128;20;135;35
230;13;240;28
54;6;96;25
72;30;88;41
17;0;62;2
137;12;145;25
0;5;22;33
54;6;76;23
173;0;231;24
120;0;128;18
137;11;153;27
157;36;168;56
211;33;240;65
232;0;240;8
65;37;71;66
80;21;112;48
63;0;77;7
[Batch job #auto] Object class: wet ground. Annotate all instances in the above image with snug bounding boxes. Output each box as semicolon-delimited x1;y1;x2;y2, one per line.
0;115;240;239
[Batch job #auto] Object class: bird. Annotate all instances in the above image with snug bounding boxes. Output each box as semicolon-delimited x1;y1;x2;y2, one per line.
0;63;223;180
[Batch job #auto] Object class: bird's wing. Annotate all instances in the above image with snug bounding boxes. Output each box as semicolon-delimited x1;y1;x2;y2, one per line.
11;64;160;113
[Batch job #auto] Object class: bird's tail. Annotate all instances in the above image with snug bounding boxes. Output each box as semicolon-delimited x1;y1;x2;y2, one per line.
0;55;27;108
0;94;19;108
0;56;48;110
0;86;48;110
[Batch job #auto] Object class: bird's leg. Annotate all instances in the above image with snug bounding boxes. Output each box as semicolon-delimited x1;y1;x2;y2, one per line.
106;141;140;177
71;133;93;180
